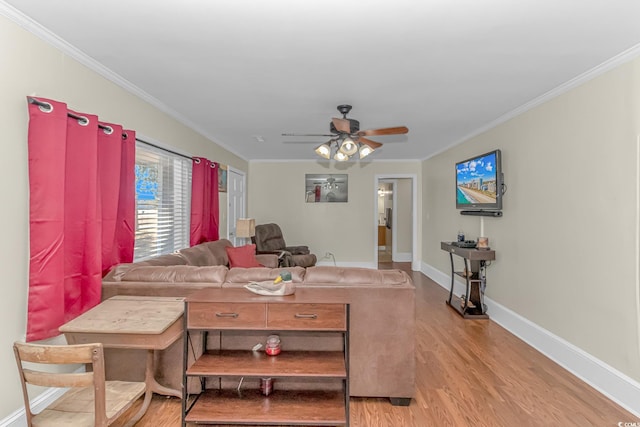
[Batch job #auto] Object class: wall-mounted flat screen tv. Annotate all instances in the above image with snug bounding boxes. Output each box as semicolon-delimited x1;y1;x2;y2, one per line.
456;149;503;211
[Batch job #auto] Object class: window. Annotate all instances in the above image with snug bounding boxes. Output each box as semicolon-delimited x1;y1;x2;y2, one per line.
134;141;191;261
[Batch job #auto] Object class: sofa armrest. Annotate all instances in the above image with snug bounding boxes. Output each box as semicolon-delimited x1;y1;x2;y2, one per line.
284;245;310;255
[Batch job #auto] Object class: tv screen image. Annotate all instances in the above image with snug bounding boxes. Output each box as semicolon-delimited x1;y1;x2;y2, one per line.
456;149;503;210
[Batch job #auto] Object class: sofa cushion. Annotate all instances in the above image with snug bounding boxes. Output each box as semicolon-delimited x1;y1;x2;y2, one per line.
225;244;262;268
179;243;220;266
104;253;188;281
199;239;233;265
137;253;187;267
116;265;228;283
303;266;412;287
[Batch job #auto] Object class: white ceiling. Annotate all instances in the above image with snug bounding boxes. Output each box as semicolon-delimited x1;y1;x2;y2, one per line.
5;0;640;161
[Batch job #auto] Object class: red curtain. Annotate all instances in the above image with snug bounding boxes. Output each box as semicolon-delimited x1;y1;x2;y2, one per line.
190;157;220;245
26;97;135;341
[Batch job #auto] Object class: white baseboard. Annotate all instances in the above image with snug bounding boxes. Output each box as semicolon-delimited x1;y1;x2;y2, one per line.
1;387;67;427
393;252;412;262
421;261;640;418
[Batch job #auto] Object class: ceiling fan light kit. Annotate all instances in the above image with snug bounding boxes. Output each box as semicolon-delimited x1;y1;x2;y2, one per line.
314;142;331;159
283;105;408;161
359;144;374;159
334;151;349;162
339;137;358;156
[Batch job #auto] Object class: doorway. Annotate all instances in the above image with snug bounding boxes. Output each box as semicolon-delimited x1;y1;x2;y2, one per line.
227;167;247;246
377;181;394;263
374;174;418;270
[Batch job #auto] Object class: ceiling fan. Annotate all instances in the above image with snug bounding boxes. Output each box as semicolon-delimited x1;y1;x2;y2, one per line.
282;104;409;161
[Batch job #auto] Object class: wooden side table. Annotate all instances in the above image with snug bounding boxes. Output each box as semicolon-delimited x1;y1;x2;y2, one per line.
59;295;184;426
441;242;495;319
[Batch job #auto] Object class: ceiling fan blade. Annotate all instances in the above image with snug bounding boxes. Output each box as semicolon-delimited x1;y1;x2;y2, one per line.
357;126;409;136
358;136;383;149
332;118;351;133
282;133;335;137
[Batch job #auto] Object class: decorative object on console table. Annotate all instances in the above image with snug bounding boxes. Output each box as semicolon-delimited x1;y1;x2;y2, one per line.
245;270;296;296
476;237;490;249
440;242;495;319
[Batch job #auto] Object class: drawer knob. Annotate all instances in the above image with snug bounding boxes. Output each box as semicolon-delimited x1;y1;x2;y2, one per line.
215;312;239;318
294;313;318;319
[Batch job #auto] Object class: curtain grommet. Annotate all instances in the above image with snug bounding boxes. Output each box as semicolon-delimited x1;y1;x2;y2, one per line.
102;125;114;135
38;102;53;113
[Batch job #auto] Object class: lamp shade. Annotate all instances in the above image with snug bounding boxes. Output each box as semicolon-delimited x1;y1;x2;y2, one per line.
359;144;374;158
339;137;358;156
236;218;256;238
314;142;331;159
334;151;349;161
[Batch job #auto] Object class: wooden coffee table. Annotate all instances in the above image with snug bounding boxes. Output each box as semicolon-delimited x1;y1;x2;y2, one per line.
59;295;184;426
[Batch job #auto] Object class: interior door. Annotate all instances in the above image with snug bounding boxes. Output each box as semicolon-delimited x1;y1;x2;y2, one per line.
227;168;246;246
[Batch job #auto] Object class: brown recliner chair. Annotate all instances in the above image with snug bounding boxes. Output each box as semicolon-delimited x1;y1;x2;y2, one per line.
253;223;317;267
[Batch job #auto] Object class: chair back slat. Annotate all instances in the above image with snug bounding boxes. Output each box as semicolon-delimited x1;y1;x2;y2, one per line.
14;342;97;364
22;369;94;388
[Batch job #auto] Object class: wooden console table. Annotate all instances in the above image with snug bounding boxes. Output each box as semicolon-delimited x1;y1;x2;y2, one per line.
59;295;184;426
441;242;495;319
183;287;350;426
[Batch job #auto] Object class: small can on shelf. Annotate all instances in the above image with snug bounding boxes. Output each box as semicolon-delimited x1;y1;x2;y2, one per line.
260;377;274;396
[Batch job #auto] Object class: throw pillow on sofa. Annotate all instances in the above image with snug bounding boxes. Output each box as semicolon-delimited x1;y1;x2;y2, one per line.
226;244;263;268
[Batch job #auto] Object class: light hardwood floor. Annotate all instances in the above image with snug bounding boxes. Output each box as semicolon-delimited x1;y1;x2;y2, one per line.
115;263;636;426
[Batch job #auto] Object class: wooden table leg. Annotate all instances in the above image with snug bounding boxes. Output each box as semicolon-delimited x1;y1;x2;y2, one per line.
124;349;181;426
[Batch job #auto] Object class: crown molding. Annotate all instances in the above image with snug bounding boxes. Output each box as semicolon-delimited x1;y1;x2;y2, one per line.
423;43;640;161
0;1;248;162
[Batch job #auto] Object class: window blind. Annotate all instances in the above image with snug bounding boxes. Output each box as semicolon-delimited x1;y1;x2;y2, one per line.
134;142;191;261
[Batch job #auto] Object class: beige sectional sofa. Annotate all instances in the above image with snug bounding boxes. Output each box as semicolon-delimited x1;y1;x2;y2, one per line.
101;239;416;405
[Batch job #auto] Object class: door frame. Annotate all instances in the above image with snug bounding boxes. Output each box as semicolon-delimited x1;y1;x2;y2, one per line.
373;174;418;270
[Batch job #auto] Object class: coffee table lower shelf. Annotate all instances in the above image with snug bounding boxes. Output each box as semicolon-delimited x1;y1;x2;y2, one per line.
185;389;346;425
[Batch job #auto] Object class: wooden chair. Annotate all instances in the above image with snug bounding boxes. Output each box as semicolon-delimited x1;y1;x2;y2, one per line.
13;341;146;427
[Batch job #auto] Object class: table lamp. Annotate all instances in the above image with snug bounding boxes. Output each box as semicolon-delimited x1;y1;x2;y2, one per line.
236;218;256;245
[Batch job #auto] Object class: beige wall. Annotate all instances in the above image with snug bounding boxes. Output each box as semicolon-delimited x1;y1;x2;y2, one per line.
0;15;246;419
396;179;413;255
248;161;421;266
422;58;640;381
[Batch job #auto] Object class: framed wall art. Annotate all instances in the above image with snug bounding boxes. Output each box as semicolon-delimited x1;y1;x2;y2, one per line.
218;164;227;192
305;174;348;203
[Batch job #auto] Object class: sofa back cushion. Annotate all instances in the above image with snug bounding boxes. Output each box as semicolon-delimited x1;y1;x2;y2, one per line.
138;253;188;266
115;265;228;283
104;254;187;281
303;266;412;287
179;239;232;266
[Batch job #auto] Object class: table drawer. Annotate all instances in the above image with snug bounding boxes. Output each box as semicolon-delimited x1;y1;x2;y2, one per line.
188;302;266;329
267;303;346;330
